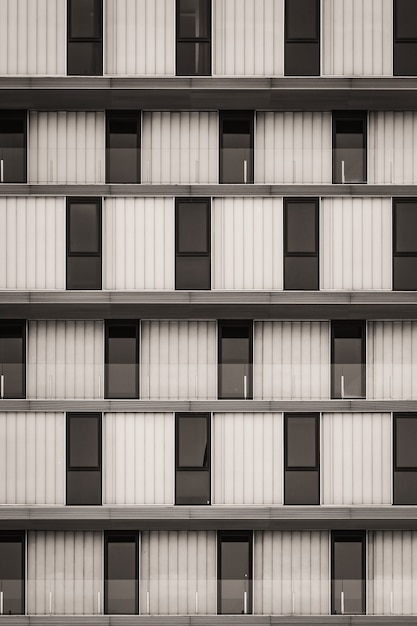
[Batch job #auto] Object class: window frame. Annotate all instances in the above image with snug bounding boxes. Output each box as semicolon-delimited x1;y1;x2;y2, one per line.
393;412;417;504
66;197;102;290
332;111;367;184
219;111;254;184
218;320;253;400
331;320;366;399
217;530;253;615
284;0;320;76
0;320;26;400
66;412;102;506
331;530;366;615
176;0;212;76
284;412;320;505
175;412;211;505
105;111;141;184
392;198;417;290
0;532;25;615
0;110;27;184
104;320;140;399
283;197;319;290
394;0;417;75
67;0;103;76
104;531;139;615
175;197;211;290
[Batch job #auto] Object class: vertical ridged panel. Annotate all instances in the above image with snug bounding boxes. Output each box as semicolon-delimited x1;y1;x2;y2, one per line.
369;112;417;184
254;531;329;614
27;321;104;399
0;197;65;289
141;321;217;400
254;322;330;400
104;413;173;505
105;0;175;75
320;197;392;290
141;112;218;184
322;412;391;505
322;0;393;76
0;412;64;505
255;112;332;183
27;531;102;615
213;413;283;504
212;197;283;290
141;531;216;614
104;197;174;290
29;112;105;184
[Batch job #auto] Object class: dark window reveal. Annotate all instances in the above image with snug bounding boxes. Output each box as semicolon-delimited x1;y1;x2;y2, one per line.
106;112;141;183
219;112;254;184
393;413;417;504
0;111;27;183
105;322;139;399
394;0;417;75
67;0;103;75
218;321;253;399
284;413;319;505
284;198;319;289
105;532;139;614
66;198;102;290
0;321;25;399
393;199;417;290
0;533;25;615
176;413;210;504
66;413;102;505
331;321;366;399
176;0;211;75
175;198;211;289
285;0;320;75
331;531;366;615
332;112;367;183
217;531;252;615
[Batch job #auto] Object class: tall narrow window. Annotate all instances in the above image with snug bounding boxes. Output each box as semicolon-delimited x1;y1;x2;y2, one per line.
0;111;26;183
331;321;366;399
0;533;25;615
176;413;210;504
284;413;319;505
105;532;139;614
284;198;319;290
394;0;417;75
106;112;141;184
331;531;366;615
219;111;254;184
105;322;139;399
393;199;417;290
0;321;25;399
67;413;102;505
393;413;417;504
66;198;102;290
67;0;103;75
218;321;253;399
176;0;211;75
332;112;367;184
218;532;252;615
175;198;211;289
285;0;320;75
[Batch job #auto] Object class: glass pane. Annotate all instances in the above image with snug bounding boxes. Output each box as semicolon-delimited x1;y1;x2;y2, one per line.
286;202;317;252
394;42;417;75
334;336;363;364
284;256;319;290
0;541;23;615
219;363;252;399
70;0;100;38
67;41;102;76
393;257;417;290
67;257;101;290
106;327;138;399
176;470;210;504
286;0;318;39
178;0;210;37
106;540;137;614
107;118;139;183
0;119;26;182
178;416;208;467
69;416;99;467
0;333;24;399
334;119;365;183
333;540;364;614
69;203;99;253
176;42;211;75
220;117;253;184
396;417;417;467
175;256;210;290
67;470;101;505
395;0;417;39
106;363;138;398
394;471;417;504
285;470;319;504
219;539;251;614
332;363;364;398
395;202;417;252
286;416;316;467
177;202;208;252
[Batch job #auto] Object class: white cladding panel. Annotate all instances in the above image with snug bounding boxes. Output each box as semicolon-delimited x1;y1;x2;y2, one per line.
0;412;64;505
254;531;329;615
0;0;65;75
213;413;283;505
141;531;216;614
322;0;393;76
213;0;284;76
369;112;417;184
104;413;174;505
320;197;392;290
322;412;391;505
27;321;104;399
212;197;283;290
29;112;105;184
255;112;332;184
104;197;174;290
254;322;330;400
141;321;217;400
0;197;65;289
27;531;102;615
142;112;218;184
105;0;175;75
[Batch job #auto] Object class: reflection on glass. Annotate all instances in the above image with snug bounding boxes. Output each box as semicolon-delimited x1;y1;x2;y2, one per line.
105;536;138;614
331;323;365;399
0;116;26;183
333;116;366;183
218;535;252;615
0;538;24;615
332;535;365;615
220;114;253;183
105;324;139;399
218;323;253;399
176;414;210;504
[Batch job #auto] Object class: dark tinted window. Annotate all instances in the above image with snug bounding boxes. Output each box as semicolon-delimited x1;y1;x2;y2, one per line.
0;322;25;399
284;413;319;505
331;531;366;615
67;199;102;290
175;199;211;289
285;0;320;75
105;533;138;614
332;112;367;183
105;322;139;399
394;414;417;504
67;413;101;505
218;321;253;399
393;200;417;290
220;112;254;184
394;0;417;75
176;413;210;504
218;532;252;615
106;112;141;183
0;111;27;183
331;321;366;399
176;0;211;75
0;534;25;615
284;198;319;290
67;0;103;75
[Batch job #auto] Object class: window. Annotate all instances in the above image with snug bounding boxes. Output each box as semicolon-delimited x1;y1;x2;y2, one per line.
176;413;210;504
0;111;26;183
285;0;320;75
219;111;254;184
331;321;366;399
67;0;103;75
218;531;252;615
175;198;211;289
176;0;211;75
393;199;417;290
66;198;102;290
332;111;367;184
106;112;141;184
0;321;25;399
393;413;417;504
284;198;319;290
66;413;102;505
394;0;417;75
0;533;25;615
331;531;366;615
105;532;139;614
284;413;319;505
105;322;139;399
218;321;253;399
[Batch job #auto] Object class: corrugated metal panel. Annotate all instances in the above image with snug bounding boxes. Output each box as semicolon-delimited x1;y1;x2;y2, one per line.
141;531;216;614
369;112;417;184
103;412;173;505
254;322;330;400
254;531;329;614
255;112;332;184
213;413;283;505
320;197;392;290
322;412;391;505
104;197;174;290
27;531;102;615
213;0;283;76
28;112;105;184
27;321;104;399
141;112;218;184
141;321;217;400
0;0;65;75
0;197;65;290
322;0;393;76
369;531;417;615
212;197;283;290
0;412;64;505
105;0;175;76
